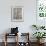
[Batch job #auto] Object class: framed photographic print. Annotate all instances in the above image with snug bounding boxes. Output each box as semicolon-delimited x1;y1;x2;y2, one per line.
11;6;24;22
37;0;46;18
36;0;46;26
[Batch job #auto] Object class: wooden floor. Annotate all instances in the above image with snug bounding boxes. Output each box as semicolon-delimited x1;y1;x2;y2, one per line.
0;42;46;46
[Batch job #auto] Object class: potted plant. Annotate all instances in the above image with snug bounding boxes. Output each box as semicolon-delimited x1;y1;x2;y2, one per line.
33;32;46;43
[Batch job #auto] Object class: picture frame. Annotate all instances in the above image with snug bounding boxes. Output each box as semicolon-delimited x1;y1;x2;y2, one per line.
11;6;24;22
36;0;46;19
36;0;46;26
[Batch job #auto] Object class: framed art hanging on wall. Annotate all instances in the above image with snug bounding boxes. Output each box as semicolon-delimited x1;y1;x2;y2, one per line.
11;6;24;22
36;0;46;27
37;0;46;19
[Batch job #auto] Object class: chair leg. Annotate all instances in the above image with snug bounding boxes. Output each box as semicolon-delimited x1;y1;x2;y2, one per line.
4;41;7;46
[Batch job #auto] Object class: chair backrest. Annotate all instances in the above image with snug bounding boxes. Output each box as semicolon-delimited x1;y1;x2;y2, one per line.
11;27;18;34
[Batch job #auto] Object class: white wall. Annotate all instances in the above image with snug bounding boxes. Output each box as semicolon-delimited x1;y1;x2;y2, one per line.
0;0;36;42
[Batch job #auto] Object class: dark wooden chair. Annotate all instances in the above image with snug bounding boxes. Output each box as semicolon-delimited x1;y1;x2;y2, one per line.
18;33;30;46
4;33;18;46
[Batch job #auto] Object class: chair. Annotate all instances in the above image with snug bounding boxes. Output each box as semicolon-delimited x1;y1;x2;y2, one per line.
4;33;18;46
18;33;30;46
4;27;19;46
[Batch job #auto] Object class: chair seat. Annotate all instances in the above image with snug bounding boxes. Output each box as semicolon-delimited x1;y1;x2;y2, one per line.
6;33;17;36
